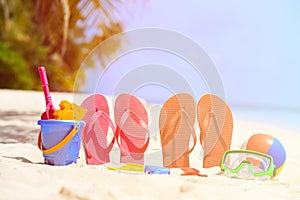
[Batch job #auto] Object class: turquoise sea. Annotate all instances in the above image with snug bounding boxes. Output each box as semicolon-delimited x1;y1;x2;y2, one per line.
231;107;300;133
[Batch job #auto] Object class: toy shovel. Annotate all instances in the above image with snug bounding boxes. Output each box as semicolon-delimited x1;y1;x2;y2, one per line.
38;66;56;119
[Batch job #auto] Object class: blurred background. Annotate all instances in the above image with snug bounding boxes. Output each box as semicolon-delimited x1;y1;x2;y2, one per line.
0;0;131;91
1;0;299;113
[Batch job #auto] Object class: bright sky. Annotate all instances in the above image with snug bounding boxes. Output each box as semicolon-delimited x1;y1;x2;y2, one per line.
81;0;300;109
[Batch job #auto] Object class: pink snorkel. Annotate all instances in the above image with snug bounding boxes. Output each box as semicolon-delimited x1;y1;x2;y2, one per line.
38;66;56;119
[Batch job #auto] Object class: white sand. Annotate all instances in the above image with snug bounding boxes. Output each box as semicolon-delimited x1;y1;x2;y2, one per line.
0;89;299;200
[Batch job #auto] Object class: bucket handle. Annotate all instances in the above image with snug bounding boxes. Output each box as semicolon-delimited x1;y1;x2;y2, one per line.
37;125;79;154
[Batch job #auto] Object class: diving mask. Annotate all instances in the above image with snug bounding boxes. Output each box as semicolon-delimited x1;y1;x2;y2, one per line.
220;150;276;180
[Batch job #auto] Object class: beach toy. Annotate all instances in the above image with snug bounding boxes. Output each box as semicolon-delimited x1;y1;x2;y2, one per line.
241;133;286;176
107;163;171;175
53;100;73;119
72;103;88;120
38;66;56;120
197;94;233;168
107;163;207;177
220;150;276;180
180;167;208;177
37;120;85;166
114;94;149;165
159;93;197;168
53;100;87;120
144;165;171;175
107;163;145;173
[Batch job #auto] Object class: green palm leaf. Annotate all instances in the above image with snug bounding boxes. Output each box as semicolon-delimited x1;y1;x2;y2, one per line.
0;0;140;91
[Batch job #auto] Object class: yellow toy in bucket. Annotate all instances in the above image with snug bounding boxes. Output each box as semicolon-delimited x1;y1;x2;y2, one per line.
53;100;87;120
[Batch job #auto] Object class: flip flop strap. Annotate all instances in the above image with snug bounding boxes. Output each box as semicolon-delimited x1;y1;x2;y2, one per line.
115;109;149;153
84;110;116;154
162;110;197;156
202;109;227;149
38;124;79;154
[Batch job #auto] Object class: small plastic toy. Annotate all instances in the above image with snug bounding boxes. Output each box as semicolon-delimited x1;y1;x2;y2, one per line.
53;100;87;120
144;165;170;175
107;163;171;175
220;150;276;180
241;133;286;176
38;66;56;120
107;163;145;173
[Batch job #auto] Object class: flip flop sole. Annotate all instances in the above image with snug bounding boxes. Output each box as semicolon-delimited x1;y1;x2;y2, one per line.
81;94;113;164
114;94;149;164
159;93;196;168
197;94;233;168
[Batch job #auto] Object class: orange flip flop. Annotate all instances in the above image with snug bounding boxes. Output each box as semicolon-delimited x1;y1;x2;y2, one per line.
159;93;197;168
81;94;115;165
114;94;149;164
197;94;233;168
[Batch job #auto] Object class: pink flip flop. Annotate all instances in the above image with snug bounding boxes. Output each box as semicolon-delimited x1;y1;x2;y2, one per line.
81;94;115;165
114;94;149;164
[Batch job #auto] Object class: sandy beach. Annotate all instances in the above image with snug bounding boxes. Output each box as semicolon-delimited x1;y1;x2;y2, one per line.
0;89;299;200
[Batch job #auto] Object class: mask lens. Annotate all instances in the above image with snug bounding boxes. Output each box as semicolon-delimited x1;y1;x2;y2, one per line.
223;151;271;173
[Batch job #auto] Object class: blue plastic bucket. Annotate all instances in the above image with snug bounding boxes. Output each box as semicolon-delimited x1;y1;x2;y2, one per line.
37;120;85;166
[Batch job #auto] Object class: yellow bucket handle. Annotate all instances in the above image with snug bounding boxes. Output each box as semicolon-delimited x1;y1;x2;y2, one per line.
38;126;78;154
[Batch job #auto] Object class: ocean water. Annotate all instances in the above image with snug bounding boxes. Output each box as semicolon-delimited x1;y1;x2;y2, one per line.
231;107;300;133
